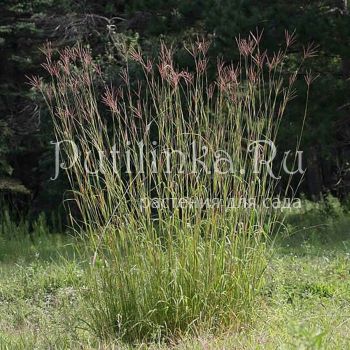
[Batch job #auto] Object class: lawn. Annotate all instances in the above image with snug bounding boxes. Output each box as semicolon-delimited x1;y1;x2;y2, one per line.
0;210;349;349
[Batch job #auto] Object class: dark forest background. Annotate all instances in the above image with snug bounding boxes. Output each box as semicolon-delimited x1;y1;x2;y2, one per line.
1;0;349;221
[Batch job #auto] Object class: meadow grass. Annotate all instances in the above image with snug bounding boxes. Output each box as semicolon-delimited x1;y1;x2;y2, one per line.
0;203;349;349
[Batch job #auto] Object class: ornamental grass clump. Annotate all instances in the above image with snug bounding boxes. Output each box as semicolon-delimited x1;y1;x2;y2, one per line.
35;31;312;342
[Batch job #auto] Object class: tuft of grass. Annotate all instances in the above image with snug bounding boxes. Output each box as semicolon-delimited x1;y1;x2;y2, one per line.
36;32;312;342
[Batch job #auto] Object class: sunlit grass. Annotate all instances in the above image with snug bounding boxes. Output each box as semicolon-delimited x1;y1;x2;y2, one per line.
0;207;349;349
33;31;313;341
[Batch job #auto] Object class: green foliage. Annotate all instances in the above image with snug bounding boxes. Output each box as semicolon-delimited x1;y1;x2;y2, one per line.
281;194;350;247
